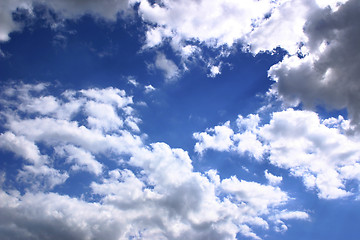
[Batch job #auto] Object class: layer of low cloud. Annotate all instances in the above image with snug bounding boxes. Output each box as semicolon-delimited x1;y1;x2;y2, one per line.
0;82;308;239
194;109;360;199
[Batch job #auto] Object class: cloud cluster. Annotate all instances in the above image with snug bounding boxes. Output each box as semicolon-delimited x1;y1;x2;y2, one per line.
0;82;307;239
2;0;358;118
0;82;141;189
269;0;360;127
193;114;265;159
194;109;360;199
137;0;360;130
0;0;132;42
138;0;279;49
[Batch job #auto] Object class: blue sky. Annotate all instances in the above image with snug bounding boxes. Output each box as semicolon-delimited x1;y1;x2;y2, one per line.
1;0;360;239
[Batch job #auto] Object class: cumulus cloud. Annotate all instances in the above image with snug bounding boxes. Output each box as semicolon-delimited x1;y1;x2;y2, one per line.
268;0;360;129
194;109;360;199
193;121;234;155
138;0;279;49
0;82;141;190
0;82;307;239
55;145;103;175
193;115;265;159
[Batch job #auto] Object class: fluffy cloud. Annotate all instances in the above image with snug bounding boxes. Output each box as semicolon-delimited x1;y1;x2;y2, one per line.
264;170;283;186
55;145;103;175
0;82;307;239
194;109;360;199
0;82;141;190
193;115;265;159
268;0;360;129
138;0;279;49
193;121;234;155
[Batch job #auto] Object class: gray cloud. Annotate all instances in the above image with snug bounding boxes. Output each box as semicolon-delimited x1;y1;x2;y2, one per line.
0;0;132;42
269;0;360;128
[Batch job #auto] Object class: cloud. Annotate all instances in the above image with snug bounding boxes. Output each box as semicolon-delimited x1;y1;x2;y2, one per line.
193;115;265;159
0;82;142;190
0;132;46;165
0;82;308;239
270;210;309;232
259;109;357;199
246;0;314;55
193;121;234;155
0;0;31;42
154;52;180;82
138;0;278;49
264;170;283;186
144;84;156;93
127;77;139;87
0;0;133;42
268;0;360;128
194;108;360;199
55;145;103;175
208;65;221;78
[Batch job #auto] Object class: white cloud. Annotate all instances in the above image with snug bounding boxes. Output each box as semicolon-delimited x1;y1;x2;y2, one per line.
18;165;69;190
221;176;289;214
55;145;103;175
0;82;142;190
84;101;124;132
274;210;309;220
0;82;308;239
0;131;46;165
245;0;328;55
144;84;156;93
265;170;283;186
127;77;139;87
259;109;357;199
80;87;133;108
194;115;265;159
138;0;278;49
270;210;309;232
193;121;234;155
208;65;221;78
194;108;360;199
154;52;180;82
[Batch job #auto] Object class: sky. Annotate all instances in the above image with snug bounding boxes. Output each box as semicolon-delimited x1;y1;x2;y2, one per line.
0;0;360;239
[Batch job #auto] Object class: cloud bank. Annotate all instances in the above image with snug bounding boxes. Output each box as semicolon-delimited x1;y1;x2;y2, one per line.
0;82;308;239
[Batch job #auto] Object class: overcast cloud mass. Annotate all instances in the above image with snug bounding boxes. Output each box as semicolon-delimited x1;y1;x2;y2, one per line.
0;0;360;239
